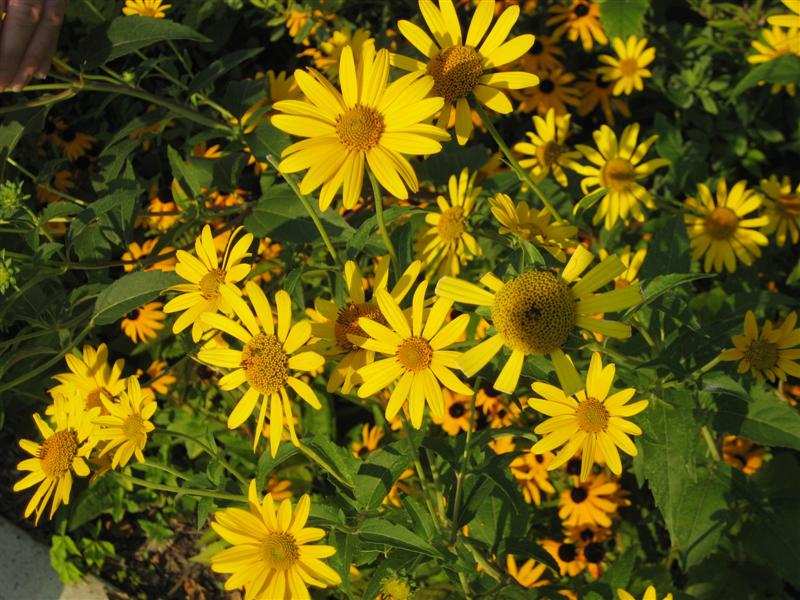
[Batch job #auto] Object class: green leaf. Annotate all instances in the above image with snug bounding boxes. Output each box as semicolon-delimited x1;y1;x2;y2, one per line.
639;214;691;278
353;442;411;510
730;55;800;99
50;535;83;584
572;187;607;217
82;16;210;68
598;0;650;40
301;435;359;490
639;273;712;308
360;550;417;600
93;270;182;326
167;145;207;198
358;518;440;557
415;142;490;186
256;442;300;489
0;107;47;178
711;384;800;450
496;538;560;574
188;48;263;94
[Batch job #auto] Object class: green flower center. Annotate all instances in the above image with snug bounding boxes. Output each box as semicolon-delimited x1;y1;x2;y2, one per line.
601;158;636;192
199;269;226;300
745;339;778;370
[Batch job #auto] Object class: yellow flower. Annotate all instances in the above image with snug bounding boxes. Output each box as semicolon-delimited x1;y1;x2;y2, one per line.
14;391;99;524
722;435;765;476
121;238;176;273
719;310;800;382
572;123;670;229
529;352;648;481
56;129;95;161
506;554;549;589
139;359;176;398
302;27;374;78
210;481;341;598
95;376;156;469
599;245;647;288
384;468;415;508
541;538;587;577
512;67;580;115
747;26;800;95
122;0;171;18
432;389;475;435
354;281;474;428
197;281;325;456
547;0;608;52
518;34;565;73
392;0;539;144
272;44;448;211
559;472;621;527
352;423;384;457
142;196;180;232
266;475;293;501
414;168;482;278
576;69;631;127
597;36;656;96
618;585;673;600
163;225;253;342
51;343;126;412
684;179;769;273
489;192;577;261
306;257;420;394
509;449;556;505
121;302;166;344
436;246;641;394
513;108;581;187
767;0;800;28
761;174;800;245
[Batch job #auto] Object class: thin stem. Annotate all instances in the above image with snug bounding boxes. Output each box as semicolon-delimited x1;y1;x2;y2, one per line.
167;40;193;75
458;571;474;600
115;473;245;502
451;385;478;542
153;428;249;485
369;170;400;280
701;425;721;462
402;418;444;530
7;157;88;207
474;103;563;222
130;461;193;482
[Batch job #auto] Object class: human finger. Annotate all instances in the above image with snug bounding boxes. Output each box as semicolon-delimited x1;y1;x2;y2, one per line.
0;0;45;91
11;0;65;88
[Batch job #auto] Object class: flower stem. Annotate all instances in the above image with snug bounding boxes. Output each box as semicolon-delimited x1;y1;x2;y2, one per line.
701;425;721;462
402;418;444;530
368;170;400;280
451;384;479;542
153;428;249;485
474;102;563;223
115;473;245;502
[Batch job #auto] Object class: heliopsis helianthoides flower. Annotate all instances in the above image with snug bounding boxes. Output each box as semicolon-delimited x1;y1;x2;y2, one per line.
210;481;341;599
572;123;670;229
271;44;449;211
94;376;156;469
547;0;608;52
509;449;556;505
436;246;641;394
618;585;673;600
513;108;581;188
722;435;766;476
300;27;375;78
354;281;474;428
391;0;539;144
512;67;580;115
489;193;577;261
747;26;800;95
306;257;421;394
683;179;769;273
14;391;99;524
597;36;656;96
576;69;631;127
528;352;648;481
122;0;171;18
121;302;166;344
768;0;800;27
163;225;253;342
352;423;384;458
506;555;549;589
50;343;125;412
197;282;325;456
414;168;482;277
121;238;176;273
761;175;800;245
432;389;475;435
719;310;800;382
559;472;622;527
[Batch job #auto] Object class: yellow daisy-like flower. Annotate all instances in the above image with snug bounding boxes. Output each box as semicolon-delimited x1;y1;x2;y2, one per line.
506;554;549;589
210;481;341;599
354;281;474;428
761;175;800;245
352;423;384;457
722;435;765;476
94;376;156;469
547;0;608;52
576;69;631;127
509;449;556;505
122;0;171;18
747;26;800;95
513;108;581;188
767;0;800;28
519;34;566;73
51;343;125;412
163;225;253;342
301;27;375;78
392;0;539;144
142;196;180;232
489;192;577;261
684;179;769;273
414;168;482;278
432;388;475;435
719;310;800;382
436;246;641;394
197;281;325;456
558;472;621;527
56;129;95;162
121;301;166;344
512;67;580;115
529;352;648;481
618;585;673;600
266;475;294;501
572;123;670;229
14;391;99;524
306;257;421;394
597;36;656;96
121;238;176;273
272;44;449;211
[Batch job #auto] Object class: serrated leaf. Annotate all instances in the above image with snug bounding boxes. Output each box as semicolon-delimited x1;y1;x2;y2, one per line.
188;48;263;94
572;187;607;216
93;270;181;325
301;435;359;490
711;384;800;450
598;0;650;40
353;442;411;510
358;518;440;557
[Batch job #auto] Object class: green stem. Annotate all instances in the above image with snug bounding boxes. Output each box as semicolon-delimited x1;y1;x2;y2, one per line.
369;170;400;280
115;473;245;502
697;355;721;376
130;461;193;482
474;103;563;222
153;428;249;485
701;425;721;462
7;157;88;206
402;418;444;530
299;445;353;490
451;385;478;542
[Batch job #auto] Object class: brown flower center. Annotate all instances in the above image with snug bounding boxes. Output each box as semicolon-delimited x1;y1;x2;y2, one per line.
576;398;609;433
427;45;484;104
397;336;433;372
619;58;640;77
601;158;636;192
336;104;385;151
335;302;387;352
437;206;466;243
39;429;79;478
540;141;564;167
241;334;288;395
199;269;226;300
744;339;779;370
775;194;800;217
261;531;299;570
705;207;739;240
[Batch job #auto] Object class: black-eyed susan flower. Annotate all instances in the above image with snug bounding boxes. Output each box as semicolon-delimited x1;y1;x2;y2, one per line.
558;472;621;527
163;225;253;342
576;69;631;127
541;539;587;577
384;468;415;508
528;352;648;481
121;238;176;273
512;67;580;115
719;310;800;382
392;0;539;144
722;436;765;476
56;128;95;162
95;376;156;469
306;257;421;394
122;0;171;17
210;481;341;599
414;168;482;278
509;449;556;505
266;475;293;501
14;391;99;524
51;343;125;412
761;175;800;246
272;44;449;211
513;108;581;188
683;179;769;273
476;388;522;427
141;196;180;232
618;585;673;600
489;193;577;261
139;359;176;398
506;554;549;589
197;282;325;456
572;123;670;229
597;36;656;96
121;302;166;344
547;0;608;52
433;389;475;435
354;281;473;428
352;423;384;457
767;0;800;28
436;246;641;394
519;34;566;73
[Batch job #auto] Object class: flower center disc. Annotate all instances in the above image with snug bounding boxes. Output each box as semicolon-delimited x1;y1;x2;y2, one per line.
491;270;576;355
745;339;779;370
705;207;739;240
601;158;636;192
449;402;466;418
540;141;564;167
397;336;433;372
122;414;146;439
437;206;466;243
334;302;387;352
576;398;610;433
241;333;288;395
538;78;555;94
776;194;800;217
336;104;385;151
199;269;226;300
619;58;640;76
427;45;484;104
39;429;79;478
261;531;299;570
